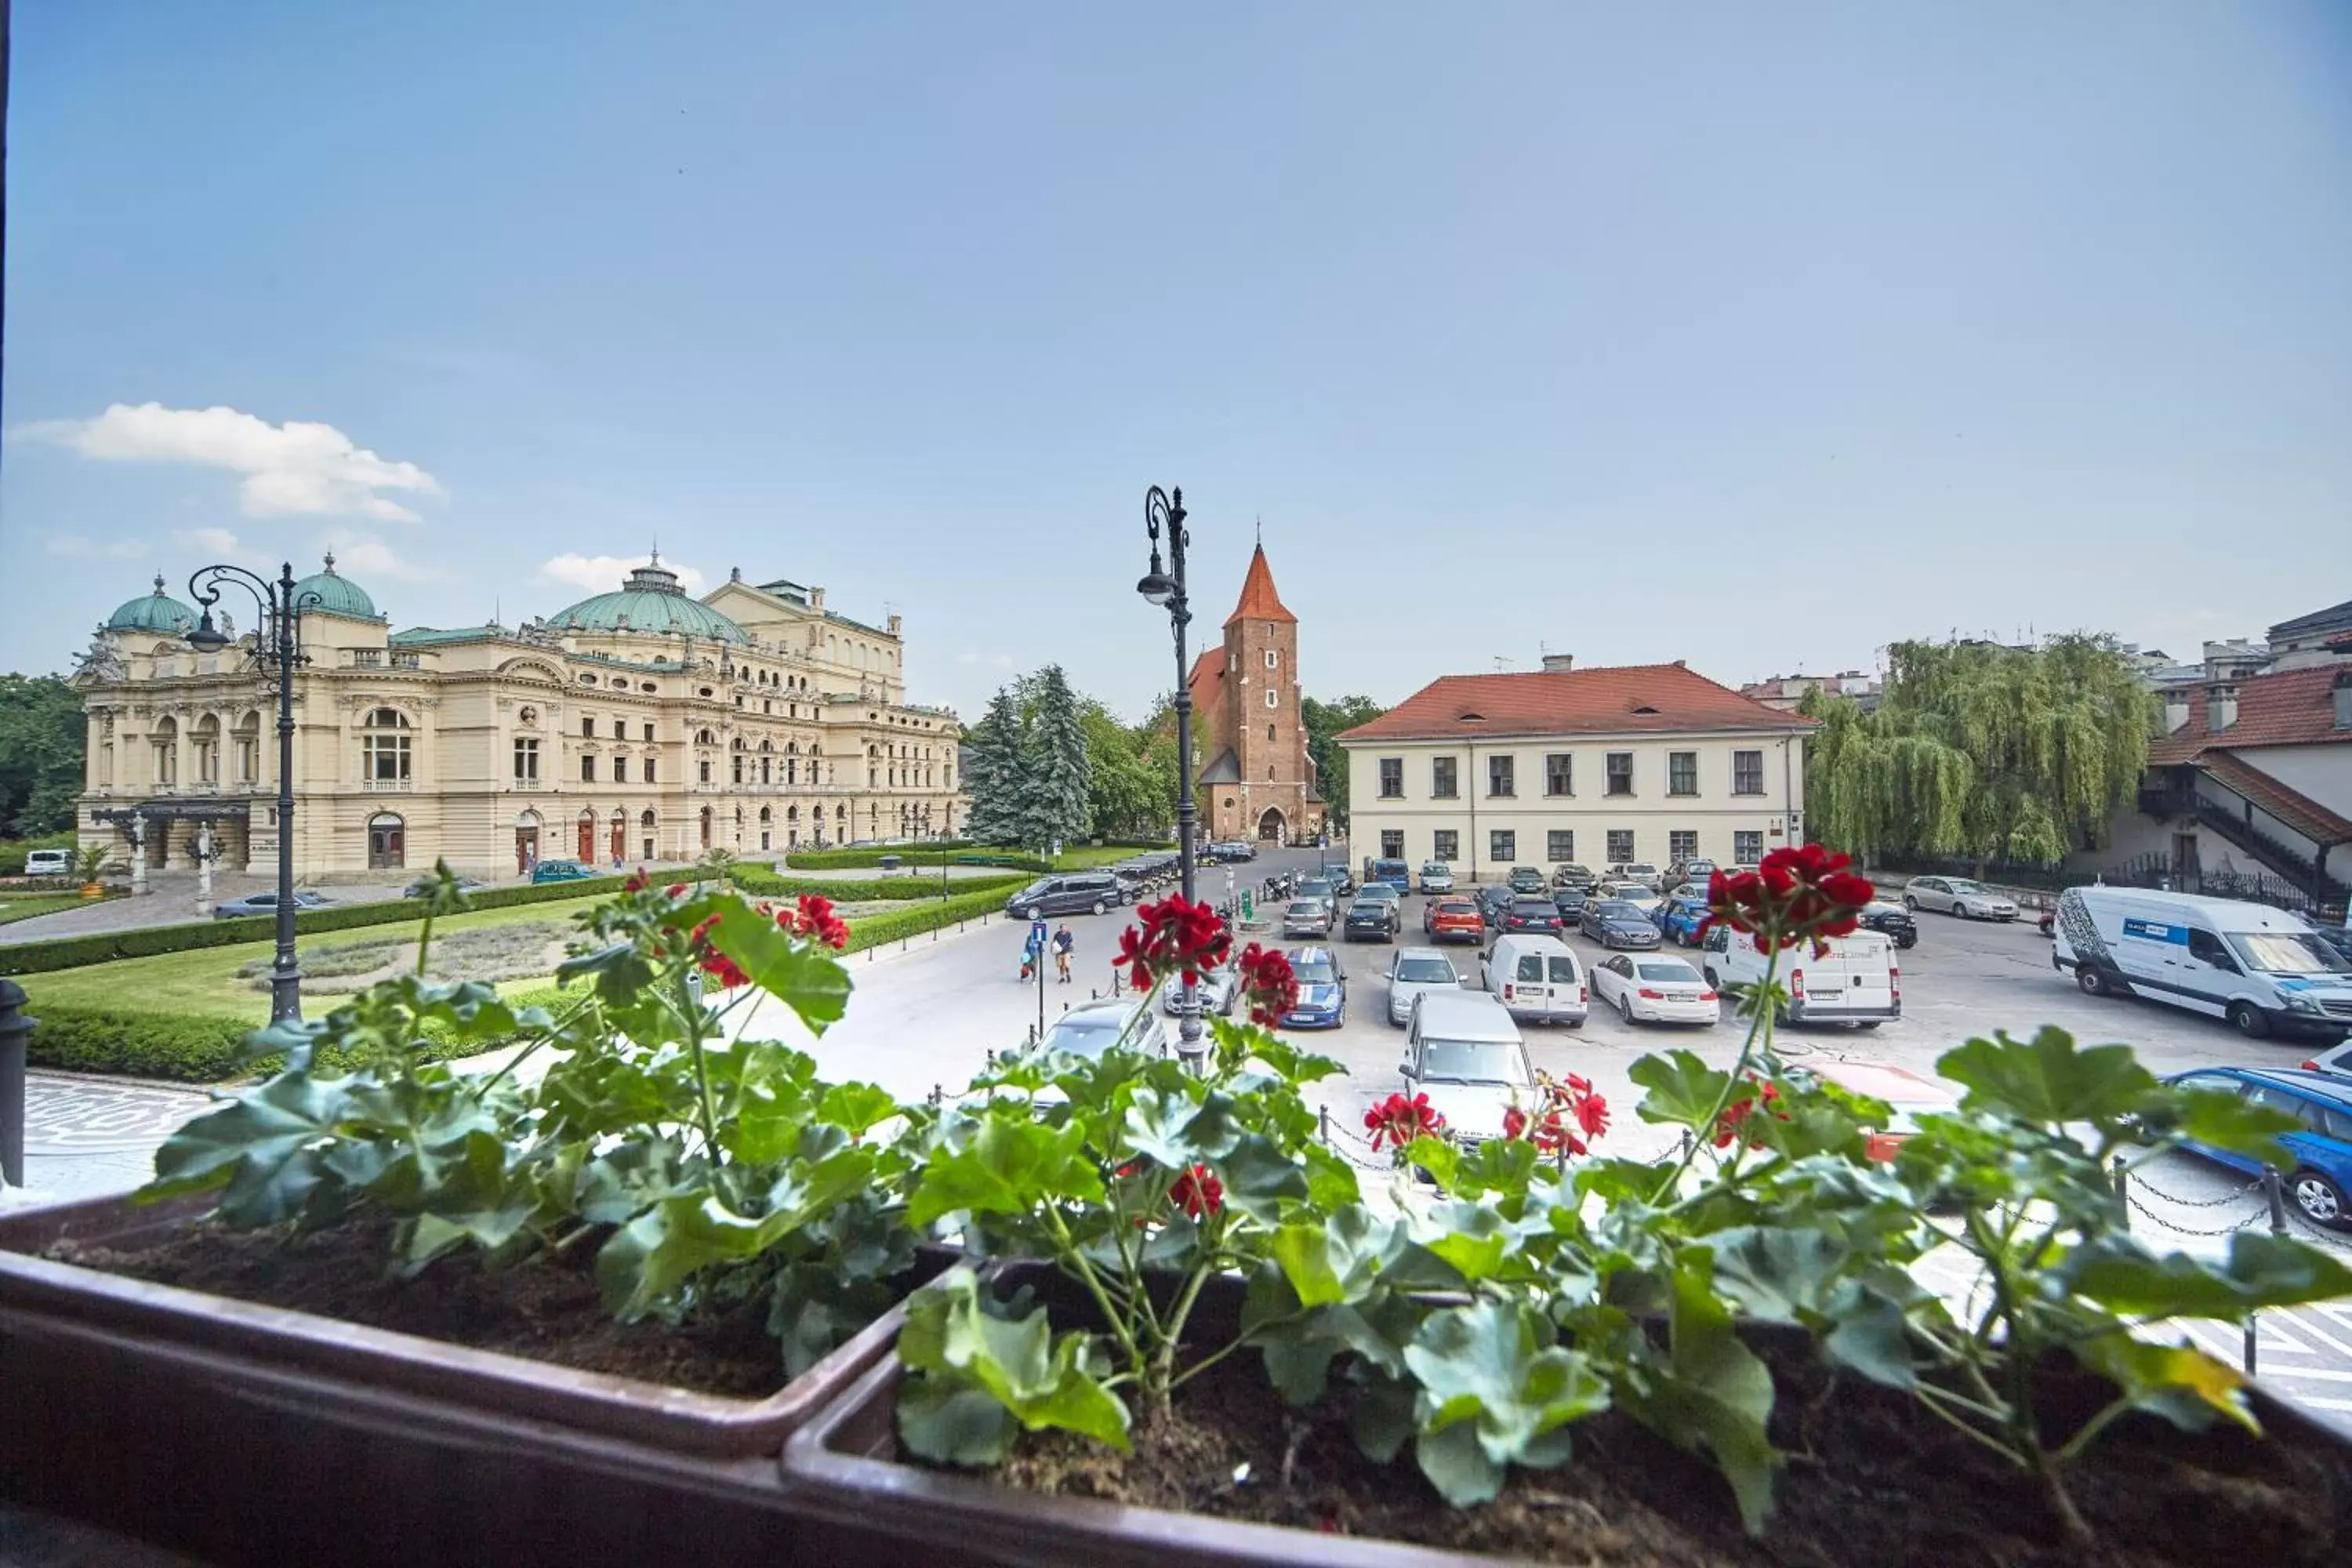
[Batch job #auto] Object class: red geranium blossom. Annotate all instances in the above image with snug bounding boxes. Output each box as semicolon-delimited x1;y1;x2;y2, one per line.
1697;844;1875;958
1713;1078;1791;1149
1365;1091;1444;1152
1502;1069;1611;1160
1169;1164;1225;1219
622;868;652;893
666;883;688;898
1115;895;1232;992
1235;942;1300;1026
779;892;851;949
688;914;750;989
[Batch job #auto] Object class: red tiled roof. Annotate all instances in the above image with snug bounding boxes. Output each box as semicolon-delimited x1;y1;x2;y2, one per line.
2148;665;2352;764
1338;663;1817;743
2196;750;2352;845
1224;546;1296;627
1186;646;1225;717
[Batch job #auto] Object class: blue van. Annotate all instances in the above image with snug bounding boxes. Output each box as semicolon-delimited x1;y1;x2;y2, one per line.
1368;858;1413;895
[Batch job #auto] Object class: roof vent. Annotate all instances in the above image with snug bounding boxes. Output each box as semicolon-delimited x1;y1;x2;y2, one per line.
2205;683;2238;734
1632;704;1660;716
2161;688;2190;735
1457;711;1486;724
1541;653;1575;672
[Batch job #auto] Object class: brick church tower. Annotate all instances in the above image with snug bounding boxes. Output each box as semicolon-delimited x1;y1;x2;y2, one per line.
1186;544;1325;844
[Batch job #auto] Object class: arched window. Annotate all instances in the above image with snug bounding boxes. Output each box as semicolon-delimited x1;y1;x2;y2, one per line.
232;712;261;784
191;714;221;785
1264;688;1278;710
151;715;179;785
361;708;412;783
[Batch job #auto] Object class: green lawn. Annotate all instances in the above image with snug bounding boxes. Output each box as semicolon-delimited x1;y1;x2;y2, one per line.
0;895;88;926
1054;845;1173;869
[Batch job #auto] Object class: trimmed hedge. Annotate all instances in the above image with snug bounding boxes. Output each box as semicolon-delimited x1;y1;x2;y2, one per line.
0;875;634;978
729;867;1027;902
782;845;1050;873
837;884;1011;953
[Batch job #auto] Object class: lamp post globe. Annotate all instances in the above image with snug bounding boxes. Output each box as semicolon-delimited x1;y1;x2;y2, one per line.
1140;485;1204;1070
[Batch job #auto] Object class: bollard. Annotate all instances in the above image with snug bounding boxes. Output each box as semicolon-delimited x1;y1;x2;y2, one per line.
0;978;33;1189
2264;1164;2290;1234
1679;1127;1694;1161
1319;1104;1330;1145
2112;1154;2131;1230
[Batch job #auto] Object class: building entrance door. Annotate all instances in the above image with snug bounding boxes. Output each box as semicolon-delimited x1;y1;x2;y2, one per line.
2173;832;2201;893
368;813;405;870
516;827;539;874
1257;807;1287;843
577;812;596;862
609;814;626;865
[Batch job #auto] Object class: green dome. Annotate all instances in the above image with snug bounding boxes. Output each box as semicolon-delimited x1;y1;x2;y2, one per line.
290;553;383;620
106;576;198;635
544;559;750;644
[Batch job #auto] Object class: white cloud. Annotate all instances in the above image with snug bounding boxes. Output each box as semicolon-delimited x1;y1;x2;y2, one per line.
172;526;241;555
44;532;151;561
20;402;442;523
538;553;707;595
321;529;442;584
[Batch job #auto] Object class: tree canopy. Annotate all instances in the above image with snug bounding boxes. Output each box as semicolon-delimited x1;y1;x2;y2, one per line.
1804;635;2154;869
0;673;86;837
1301;695;1386;826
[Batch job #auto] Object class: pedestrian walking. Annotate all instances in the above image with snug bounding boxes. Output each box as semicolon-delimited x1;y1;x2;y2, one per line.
1052;923;1075;985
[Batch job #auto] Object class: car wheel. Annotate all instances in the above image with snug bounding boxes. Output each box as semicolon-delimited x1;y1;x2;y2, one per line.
1091;898;1108;916
2078;967;2113;998
1902;894;1919;912
1703;967;1720;989
1617;993;1634;1025
2285;1169;2349;1226
2229;1000;2273;1040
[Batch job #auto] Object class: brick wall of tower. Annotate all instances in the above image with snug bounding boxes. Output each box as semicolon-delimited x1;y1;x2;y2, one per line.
1221;612;1315;843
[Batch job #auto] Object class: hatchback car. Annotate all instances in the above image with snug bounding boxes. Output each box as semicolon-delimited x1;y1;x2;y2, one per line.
1159;956;1238;1018
1343;894;1402;943
213;889;330;920
2161;1066;2352;1226
1857;900;1919;949
1495;897;1565;940
1603;883;1664;920
1608;862;1664;893
530;858;596;884
1038;996;1171;1061
1581;899;1661;949
1385;946;1464;1025
1902;876;2019;921
1551;887;1589;924
1476;884;1515;925
1656;895;1709;947
1590;954;1719;1026
1282;946;1348;1029
1423;897;1484;944
1418;861;1456;895
1662;858;1719;891
1282;898;1334;938
1507;866;1548;896
1294;878;1338;916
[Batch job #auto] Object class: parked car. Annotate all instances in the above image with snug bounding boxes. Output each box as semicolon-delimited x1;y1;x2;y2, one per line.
1902;876;2020;921
1483;934;1588;1025
1343;894;1403;943
1007;871;1127;920
1476;884;1515;925
2056;887;2352;1040
1581;899;1662;949
1550;887;1589;924
2161;1066;2352;1225
1662;881;1708;906
407;875;488;898
1422;897;1485;944
1398;990;1534;1145
1589;954;1719;1026
1417;861;1455;895
1791;1058;1958;1162
1038;996;1170;1061
1506;866;1548;896
1550;863;1599;891
1857;900;1919;949
531;858;596;884
1281;946;1348;1029
1700;925;1900;1025
1294;878;1338;916
213;888;331;920
1603;883;1664;920
1385;946;1464;1025
23;849;71;877
2309;922;2352;966
1366;858;1414;894
2300;1038;2352;1080
1662;858;1718;891
1159;956;1238;1018
1321;865;1358;898
1282;898;1335;939
1607;862;1664;893
1655;895;1709;947
1494;896;1565;941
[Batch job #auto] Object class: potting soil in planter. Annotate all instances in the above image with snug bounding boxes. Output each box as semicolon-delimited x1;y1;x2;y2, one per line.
46;1215;789;1397
982;1338;2352;1566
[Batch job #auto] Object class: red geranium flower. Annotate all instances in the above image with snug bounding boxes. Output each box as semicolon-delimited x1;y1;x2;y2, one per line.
1697;844;1875;958
1365;1091;1444;1152
1712;1078;1790;1149
1170;1164;1225;1218
622;868;652;892
1235;942;1300;1026
666;883;688;898
778;892;850;949
1115;895;1232;992
686;913;750;989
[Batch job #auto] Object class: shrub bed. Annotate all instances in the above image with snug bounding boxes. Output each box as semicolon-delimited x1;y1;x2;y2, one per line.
837;885;1009;953
729;868;1026;902
782;844;1047;873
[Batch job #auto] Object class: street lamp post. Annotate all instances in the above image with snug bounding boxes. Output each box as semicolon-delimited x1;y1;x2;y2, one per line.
186;562;321;1026
1137;485;1204;1071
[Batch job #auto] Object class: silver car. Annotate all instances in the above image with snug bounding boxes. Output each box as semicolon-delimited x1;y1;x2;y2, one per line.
1903;876;2020;921
1160;957;1238;1018
1038;996;1170;1060
1283;898;1335;938
1385;946;1464;1025
1418;861;1455;895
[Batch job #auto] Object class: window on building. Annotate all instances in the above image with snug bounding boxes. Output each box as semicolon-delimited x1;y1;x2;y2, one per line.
731;755;744;784
581;756;597;782
513;737;539;782
1547;829;1573;863
361;710;412;783
643;756;656;783
1431;757;1457;798
613;757;629;783
1263;648;1278;669
641;722;655;742
1544;753;1573;797
760;757;772;784
698;760;712;784
1377;757;1403;798
1606;829;1635;865
1381;829;1404;858
1606;753;1634;796
1432;829;1458;862
1487;754;1515;797
1490;829;1515;864
1265;688;1278;709
1733;750;1765;795
1733;830;1762;865
1668;752;1697;797
1669;830;1698;862
581;716;596;738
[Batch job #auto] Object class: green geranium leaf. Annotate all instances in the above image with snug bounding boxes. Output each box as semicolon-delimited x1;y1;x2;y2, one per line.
898;1367;1022;1466
1401;1133;1457;1192
2063;1231;2352;1319
1706;1226;1852;1325
1421;1205;1513;1285
817;1082;900;1138
1629;1051;1734;1130
902;1268;1131;1452
1214;1132;1310;1224
907;1114;1102;1227
1401;1300;1606;1506
1303;1142;1363;1210
2145;1089;2303;1162
2071;1332;2254;1434
140;1070;356;1224
1936;1025;2156;1126
1272;1223;1348;1307
706;898;855;1036
1120;1087;1206;1169
1616;1250;1780;1535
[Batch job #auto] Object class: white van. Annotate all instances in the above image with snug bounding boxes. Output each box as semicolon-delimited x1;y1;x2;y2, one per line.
1699;924;1899;1025
22;849;71;877
1399;989;1537;1143
2053;887;2352;1042
1483;933;1588;1026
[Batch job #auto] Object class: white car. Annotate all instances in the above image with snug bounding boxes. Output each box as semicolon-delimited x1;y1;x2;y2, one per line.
1037;997;1170;1061
1608;862;1664;893
1159;957;1238;1018
2302;1039;2352;1080
1902;876;2019;921
1590;953;1720;1025
1398;990;1534;1144
1385;946;1464;1026
1602;883;1663;919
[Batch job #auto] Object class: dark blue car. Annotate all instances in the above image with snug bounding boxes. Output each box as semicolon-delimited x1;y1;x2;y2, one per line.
1281;946;1348;1029
2162;1066;2352;1228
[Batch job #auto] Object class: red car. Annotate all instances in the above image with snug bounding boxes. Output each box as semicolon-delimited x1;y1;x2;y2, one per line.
1421;898;1484;944
1793;1058;1958;1162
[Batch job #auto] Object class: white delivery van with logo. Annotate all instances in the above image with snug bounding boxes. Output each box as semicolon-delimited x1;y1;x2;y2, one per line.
2053;887;2352;1041
1483;933;1588;1026
1699;924;1900;1026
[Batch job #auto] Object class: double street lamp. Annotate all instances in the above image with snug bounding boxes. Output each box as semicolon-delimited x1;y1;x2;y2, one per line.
186;563;321;1026
1136;485;1205;1070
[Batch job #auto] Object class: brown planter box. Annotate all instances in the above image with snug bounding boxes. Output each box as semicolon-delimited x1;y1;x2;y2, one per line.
0;1190;952;1567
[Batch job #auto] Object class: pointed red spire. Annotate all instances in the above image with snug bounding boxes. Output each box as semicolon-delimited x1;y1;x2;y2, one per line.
1224;545;1297;628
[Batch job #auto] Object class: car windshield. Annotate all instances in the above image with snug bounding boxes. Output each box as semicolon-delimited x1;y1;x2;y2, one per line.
1298;880;1333;896
1292;957;1338;985
1395;956;1457;984
1042;1014;1133;1058
1510;899;1555;914
2228;932;2352;975
1286;901;1323;918
1637;960;1702;983
1597;902;1645;920
1422;862;1447;873
1944;880;1987;895
1419;1038;1531;1086
1609;886;1652;899
1360;884;1399;900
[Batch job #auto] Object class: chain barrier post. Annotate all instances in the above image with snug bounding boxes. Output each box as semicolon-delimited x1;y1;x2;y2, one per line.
2112;1154;2130;1231
0;979;31;1189
2264;1164;2291;1236
1319;1104;1330;1147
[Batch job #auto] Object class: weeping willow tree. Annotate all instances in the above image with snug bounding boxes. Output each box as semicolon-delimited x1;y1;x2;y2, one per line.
1804;636;2155;869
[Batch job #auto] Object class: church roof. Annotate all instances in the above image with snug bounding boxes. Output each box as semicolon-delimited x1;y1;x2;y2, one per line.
1224;545;1296;628
1187;647;1225;717
1198;749;1243;784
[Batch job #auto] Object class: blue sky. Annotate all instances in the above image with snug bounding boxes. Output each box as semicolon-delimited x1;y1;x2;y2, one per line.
6;2;2350;721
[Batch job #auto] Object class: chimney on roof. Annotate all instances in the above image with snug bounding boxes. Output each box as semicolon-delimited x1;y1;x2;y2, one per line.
2205;683;2238;735
1541;653;1575;672
2335;670;2352;731
811;586;826;611
2161;688;2190;735
887;613;902;636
